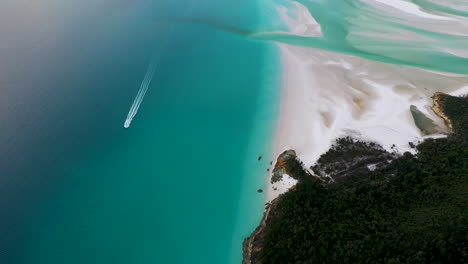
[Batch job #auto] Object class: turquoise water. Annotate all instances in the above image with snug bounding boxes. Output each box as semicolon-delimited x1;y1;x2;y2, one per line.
2;0;468;263
202;0;468;74
0;1;279;263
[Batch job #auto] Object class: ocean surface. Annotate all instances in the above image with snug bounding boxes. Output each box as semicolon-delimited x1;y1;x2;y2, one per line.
0;1;280;263
2;0;468;263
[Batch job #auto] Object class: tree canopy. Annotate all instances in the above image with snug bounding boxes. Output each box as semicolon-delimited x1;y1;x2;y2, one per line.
257;94;468;264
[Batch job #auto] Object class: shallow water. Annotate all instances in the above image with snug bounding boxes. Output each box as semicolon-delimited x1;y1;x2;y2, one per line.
2;0;468;263
206;0;468;74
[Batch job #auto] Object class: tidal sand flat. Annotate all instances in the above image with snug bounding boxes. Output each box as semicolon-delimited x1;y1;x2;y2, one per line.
243;1;468;262
268;0;468;199
1;0;468;263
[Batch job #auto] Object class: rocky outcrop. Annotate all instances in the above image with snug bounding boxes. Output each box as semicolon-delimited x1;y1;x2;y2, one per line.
410;105;439;135
243;150;302;264
432;92;453;130
242;198;279;264
244;140;399;263
271;150;297;183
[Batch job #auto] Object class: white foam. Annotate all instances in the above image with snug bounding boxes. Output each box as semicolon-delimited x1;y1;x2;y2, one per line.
124;56;158;128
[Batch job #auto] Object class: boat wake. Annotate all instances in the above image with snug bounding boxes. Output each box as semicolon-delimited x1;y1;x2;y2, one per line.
124;55;158;128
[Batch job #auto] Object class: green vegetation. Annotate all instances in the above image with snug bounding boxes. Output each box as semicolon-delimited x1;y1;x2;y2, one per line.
311;137;397;184
254;94;468;264
436;93;468;143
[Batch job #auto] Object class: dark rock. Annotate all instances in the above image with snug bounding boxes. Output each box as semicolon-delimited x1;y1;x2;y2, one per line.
243;197;281;264
271;150;298;183
410;105;439;135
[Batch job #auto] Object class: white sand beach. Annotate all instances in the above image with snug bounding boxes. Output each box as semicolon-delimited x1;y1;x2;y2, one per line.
268;1;468;201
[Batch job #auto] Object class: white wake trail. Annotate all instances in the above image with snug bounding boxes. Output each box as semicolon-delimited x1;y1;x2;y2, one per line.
124;56;158;128
127;61;154;116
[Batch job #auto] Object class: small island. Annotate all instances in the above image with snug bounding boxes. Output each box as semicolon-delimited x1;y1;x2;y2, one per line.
244;93;468;264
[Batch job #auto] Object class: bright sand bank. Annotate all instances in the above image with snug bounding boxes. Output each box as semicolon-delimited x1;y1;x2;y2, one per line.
268;1;468;200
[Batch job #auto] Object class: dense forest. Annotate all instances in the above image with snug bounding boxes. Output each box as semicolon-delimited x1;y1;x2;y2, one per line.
245;93;467;264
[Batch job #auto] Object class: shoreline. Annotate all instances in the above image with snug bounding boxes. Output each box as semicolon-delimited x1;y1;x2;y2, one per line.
244;93;468;264
267;1;468;201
